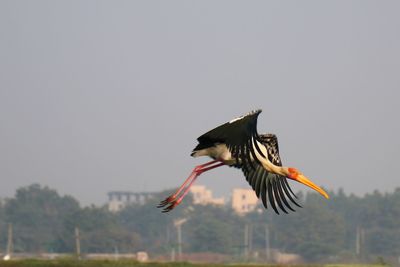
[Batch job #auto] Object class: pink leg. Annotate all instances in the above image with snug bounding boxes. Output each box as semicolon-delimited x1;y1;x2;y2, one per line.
158;160;225;212
177;162;225;202
172;160;220;197
157;160;220;207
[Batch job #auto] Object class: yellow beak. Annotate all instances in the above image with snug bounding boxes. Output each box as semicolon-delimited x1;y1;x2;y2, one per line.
294;174;330;199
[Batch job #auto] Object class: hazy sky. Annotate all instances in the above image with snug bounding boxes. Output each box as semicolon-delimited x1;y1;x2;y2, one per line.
1;1;399;205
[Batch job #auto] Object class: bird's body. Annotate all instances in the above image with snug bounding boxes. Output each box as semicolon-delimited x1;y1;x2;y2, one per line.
158;109;329;213
191;143;234;163
192;135;282;174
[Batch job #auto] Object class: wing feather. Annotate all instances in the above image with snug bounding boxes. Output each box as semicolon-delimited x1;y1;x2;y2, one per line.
254;168;264;198
272;178;288;214
259;134;282;166
283;177;299;200
194;110;263;173
239;133;301;214
260;175;268;209
277;177;296;212
280;178;302;208
267;178;279;214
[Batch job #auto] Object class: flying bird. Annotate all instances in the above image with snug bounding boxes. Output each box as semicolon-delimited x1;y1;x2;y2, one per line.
158;109;329;214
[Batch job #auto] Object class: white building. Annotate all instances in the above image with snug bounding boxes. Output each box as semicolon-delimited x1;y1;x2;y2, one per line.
107;186;263;213
107;191;155;212
231;188;259;214
190;185;225;206
107;185;225;212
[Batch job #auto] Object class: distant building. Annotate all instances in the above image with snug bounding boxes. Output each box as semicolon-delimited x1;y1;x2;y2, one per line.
190;185;225;206
231;188;259;214
107;185;225;212
108;186;261;213
107;191;155;212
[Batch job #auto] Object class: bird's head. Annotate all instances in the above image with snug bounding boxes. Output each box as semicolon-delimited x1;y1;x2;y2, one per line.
287;167;329;199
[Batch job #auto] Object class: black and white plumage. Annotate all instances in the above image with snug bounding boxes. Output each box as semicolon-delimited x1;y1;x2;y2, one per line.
240;134;302;214
158;109;329;213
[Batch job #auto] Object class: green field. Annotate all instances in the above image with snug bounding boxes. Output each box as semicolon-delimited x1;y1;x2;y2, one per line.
0;260;386;267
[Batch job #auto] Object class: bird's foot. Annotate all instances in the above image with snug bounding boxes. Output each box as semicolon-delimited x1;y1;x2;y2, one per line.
157;195;176;208
161;199;181;213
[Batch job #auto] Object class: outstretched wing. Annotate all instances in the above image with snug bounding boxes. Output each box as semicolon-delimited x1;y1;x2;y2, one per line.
242;134;301;214
194;109;265;172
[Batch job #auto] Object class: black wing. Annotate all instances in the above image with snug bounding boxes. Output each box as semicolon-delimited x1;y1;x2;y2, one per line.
193;109;265;172
259;134;282;166
242;134;301;214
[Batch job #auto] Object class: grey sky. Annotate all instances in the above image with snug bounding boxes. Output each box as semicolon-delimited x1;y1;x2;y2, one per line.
1;1;399;205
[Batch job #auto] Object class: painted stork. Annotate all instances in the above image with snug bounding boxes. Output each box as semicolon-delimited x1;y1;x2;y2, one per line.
158;109;329;214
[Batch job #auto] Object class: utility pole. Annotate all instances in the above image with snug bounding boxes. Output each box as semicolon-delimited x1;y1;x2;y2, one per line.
177;224;182;258
248;224;253;254
265;224;271;261
174;218;187;261
355;226;360;255
244;223;249;259
360;227;365;256
75;227;81;260
356;226;365;257
114;246;120;260
5;223;13;260
356;226;362;256
170;248;175;261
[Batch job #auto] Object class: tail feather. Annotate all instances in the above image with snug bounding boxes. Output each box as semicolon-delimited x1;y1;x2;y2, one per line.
191;149;207;157
191;141;215;157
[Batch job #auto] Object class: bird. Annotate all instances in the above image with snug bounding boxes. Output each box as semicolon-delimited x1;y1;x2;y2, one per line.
158;109;329;214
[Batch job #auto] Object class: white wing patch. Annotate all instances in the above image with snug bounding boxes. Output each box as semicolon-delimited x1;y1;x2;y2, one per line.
229;116;244;124
252;138;283;175
229;109;261;124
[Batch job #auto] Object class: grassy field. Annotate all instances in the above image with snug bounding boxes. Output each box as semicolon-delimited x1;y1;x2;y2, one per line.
0;259;386;267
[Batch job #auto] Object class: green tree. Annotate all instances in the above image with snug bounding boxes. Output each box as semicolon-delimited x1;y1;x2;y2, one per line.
118;189;193;253
4;184;80;252
59;206;140;253
272;192;346;261
0;199;7;253
359;188;400;257
185;205;244;254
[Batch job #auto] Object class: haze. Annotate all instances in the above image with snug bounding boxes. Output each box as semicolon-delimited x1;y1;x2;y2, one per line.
1;1;399;205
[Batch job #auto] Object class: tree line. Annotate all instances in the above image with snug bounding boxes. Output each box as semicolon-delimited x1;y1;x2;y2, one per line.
0;184;399;263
